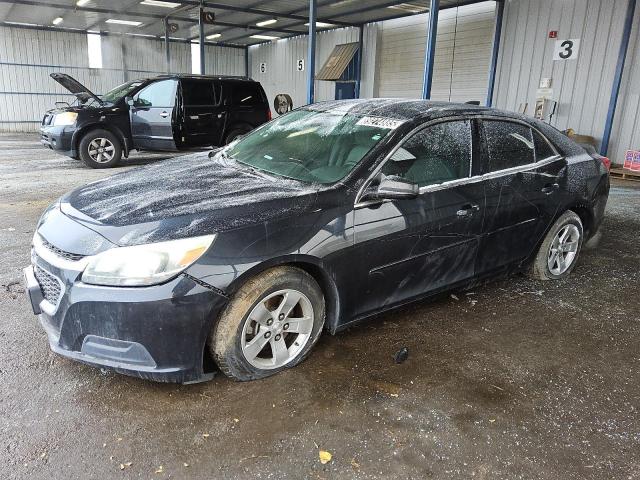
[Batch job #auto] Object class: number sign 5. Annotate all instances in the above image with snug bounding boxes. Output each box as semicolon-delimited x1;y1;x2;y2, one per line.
553;39;580;61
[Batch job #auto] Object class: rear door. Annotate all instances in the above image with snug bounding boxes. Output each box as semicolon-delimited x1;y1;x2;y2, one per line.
130;79;178;151
180;78;226;147
476;119;564;273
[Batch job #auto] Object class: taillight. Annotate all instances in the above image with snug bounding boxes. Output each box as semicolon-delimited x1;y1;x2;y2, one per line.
266;109;272;121
600;156;611;171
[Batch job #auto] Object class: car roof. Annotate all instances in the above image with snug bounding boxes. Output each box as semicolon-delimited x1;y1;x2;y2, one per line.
308;98;524;123
156;74;255;82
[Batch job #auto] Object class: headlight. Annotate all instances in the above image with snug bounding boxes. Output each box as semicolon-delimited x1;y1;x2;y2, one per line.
53;112;78;126
82;234;216;287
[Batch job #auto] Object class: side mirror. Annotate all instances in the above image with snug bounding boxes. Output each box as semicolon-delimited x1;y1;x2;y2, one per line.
125;96;135;107
371;176;419;200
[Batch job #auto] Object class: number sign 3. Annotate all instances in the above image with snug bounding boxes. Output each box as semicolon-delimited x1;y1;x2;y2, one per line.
553;39;580;61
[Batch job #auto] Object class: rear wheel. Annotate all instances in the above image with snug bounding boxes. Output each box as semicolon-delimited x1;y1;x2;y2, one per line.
529;210;584;280
224;127;249;144
78;129;122;168
210;266;325;381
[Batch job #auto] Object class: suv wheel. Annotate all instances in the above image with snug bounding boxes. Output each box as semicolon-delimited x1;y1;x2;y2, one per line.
224;128;249;144
210;266;325;381
529;210;584;280
79;129;122;168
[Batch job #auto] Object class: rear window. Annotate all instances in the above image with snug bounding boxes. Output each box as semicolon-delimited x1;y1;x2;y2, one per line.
483;120;535;172
533;129;556;160
231;82;263;106
182;79;216;106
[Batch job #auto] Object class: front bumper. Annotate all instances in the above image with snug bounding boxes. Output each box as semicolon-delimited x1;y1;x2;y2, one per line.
23;255;228;383
40;125;77;158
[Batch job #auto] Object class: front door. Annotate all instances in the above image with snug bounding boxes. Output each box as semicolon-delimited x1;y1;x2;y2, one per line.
130;79;178;151
335;82;356;100
180;78;226;147
351;119;485;317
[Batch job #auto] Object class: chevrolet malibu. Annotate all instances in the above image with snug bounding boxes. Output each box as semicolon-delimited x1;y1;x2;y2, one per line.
24;100;610;383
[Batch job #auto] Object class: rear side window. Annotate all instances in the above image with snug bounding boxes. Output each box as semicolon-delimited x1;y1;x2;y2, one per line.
532;129;556;161
231;82;262;106
134;79;177;107
182;79;216;106
382;120;472;187
483;120;534;172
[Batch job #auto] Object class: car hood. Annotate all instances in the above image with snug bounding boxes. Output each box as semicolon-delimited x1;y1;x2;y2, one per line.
50;72;103;105
61;152;321;246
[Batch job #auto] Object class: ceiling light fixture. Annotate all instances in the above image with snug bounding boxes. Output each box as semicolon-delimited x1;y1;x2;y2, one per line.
206;33;221;39
140;0;181;8
52;17;63;25
76;0;90;6
250;34;279;40
304;21;333;28
105;19;143;26
256;19;277;27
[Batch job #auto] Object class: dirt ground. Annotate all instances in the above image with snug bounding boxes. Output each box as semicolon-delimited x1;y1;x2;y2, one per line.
1;133;638;480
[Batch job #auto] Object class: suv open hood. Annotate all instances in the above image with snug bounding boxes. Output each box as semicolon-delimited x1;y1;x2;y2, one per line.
50;73;103;105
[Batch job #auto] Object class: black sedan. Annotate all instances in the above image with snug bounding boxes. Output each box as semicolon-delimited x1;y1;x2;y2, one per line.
24;100;610;383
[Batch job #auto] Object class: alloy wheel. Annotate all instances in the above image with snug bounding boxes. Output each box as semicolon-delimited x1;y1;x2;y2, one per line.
547;224;580;275
241;289;314;370
87;138;115;163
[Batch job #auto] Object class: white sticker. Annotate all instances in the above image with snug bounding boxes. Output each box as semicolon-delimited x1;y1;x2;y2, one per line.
553;39;580;60
356;116;404;129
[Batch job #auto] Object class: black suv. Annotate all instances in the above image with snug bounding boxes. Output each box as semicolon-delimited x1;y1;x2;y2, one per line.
40;73;271;168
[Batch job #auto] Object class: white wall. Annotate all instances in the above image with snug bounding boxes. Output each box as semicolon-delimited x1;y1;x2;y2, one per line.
249;25;378;115
0;26;245;132
492;0;631;163
375;1;496;102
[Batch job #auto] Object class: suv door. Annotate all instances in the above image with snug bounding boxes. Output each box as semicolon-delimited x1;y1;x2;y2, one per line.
351;119;485;317
476;119;565;273
180;78;226;146
130;79;178;151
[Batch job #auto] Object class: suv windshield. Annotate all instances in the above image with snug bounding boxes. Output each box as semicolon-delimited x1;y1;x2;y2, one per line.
226;109;400;184
100;80;144;103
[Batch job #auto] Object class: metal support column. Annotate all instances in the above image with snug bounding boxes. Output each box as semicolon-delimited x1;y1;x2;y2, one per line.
245;46;249;78
199;0;205;75
485;0;504;106
600;0;636;156
306;0;317;104
421;0;439;99
355;24;364;98
164;17;171;74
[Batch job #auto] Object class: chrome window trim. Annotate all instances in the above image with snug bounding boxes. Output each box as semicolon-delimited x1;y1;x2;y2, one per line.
355;115;563;207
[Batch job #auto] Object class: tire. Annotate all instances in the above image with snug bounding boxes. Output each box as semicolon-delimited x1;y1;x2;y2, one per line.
224;127;248;145
78;129;122;168
210;266;325;381
529;210;584;281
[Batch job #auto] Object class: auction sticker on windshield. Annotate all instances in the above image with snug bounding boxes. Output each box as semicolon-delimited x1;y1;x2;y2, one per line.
355;116;405;129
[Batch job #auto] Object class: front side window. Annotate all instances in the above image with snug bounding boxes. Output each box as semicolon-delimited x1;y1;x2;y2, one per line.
224;109;397;184
134;79;177;108
483;120;534;172
381;120;472;187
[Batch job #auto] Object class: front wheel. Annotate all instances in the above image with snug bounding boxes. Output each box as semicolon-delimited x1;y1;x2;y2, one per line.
210;266;325;381
529;210;584;280
78;129;122;168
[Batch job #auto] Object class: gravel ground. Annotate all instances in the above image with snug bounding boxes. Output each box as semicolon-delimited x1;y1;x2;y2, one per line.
1;133;638;479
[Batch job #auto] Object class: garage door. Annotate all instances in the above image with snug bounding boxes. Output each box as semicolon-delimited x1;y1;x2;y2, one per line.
376;1;496;103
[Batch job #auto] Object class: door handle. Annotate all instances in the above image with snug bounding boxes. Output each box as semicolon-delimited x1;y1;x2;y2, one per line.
159;111;169;118
456;204;480;217
541;183;559;194
217;113;223;118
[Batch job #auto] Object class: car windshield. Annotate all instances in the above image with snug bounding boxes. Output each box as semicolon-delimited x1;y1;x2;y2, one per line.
225;109;400;184
100;80;144;103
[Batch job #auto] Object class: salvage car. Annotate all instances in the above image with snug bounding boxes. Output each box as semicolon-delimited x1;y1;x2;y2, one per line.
24;99;610;383
40;73;270;168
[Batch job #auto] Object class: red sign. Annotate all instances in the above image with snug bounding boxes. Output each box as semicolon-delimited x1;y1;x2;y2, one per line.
624;150;634;169
548;31;558;39
632;151;640;171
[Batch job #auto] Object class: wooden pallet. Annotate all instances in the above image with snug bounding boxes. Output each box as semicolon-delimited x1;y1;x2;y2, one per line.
610;168;640;182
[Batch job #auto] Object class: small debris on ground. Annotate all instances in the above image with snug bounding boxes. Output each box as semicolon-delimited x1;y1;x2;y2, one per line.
319;450;332;464
394;346;409;364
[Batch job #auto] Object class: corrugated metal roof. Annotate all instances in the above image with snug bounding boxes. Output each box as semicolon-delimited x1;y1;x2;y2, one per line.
315;42;358;80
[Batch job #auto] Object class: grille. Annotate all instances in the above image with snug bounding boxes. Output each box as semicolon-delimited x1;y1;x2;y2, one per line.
40;238;85;262
34;265;63;306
